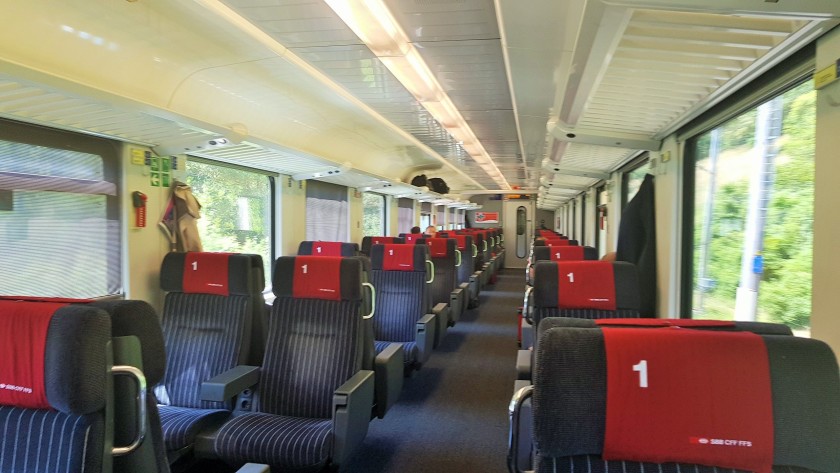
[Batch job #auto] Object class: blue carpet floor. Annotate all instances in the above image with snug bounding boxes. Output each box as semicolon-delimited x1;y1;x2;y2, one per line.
342;268;523;472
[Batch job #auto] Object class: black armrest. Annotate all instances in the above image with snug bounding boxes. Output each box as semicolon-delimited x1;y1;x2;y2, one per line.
416;313;436;365
374;343;404;418
432;302;449;347
200;365;260;403
333;370;375;467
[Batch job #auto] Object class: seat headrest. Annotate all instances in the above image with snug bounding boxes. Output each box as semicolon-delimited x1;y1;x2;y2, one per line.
371;244;427;271
297;241;359;257
0;301;110;414
533;245;597;261
426;238;457;258
533;327;840;472
272;256;362;301
541;317;793;336
160;252;260;296
402;234;426;244
361;236;405;255
533;261;640;311
90;299;166;386
446;234;472;251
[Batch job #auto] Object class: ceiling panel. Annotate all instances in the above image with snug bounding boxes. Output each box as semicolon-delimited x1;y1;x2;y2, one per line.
220;0;521;191
384;0;500;42
577;9;811;137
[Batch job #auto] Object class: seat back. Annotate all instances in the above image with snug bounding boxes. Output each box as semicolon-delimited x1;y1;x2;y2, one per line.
361;236;405;256
260;256;366;419
531;326;840;472
426;238;459;306
0;300;112;473
369;244;430;343
532;261;640;328
464;231;486;270
92;299;170;473
533;245;598;262
157;252;258;410
298;241;359;256
399;233;426;244
448;234;474;285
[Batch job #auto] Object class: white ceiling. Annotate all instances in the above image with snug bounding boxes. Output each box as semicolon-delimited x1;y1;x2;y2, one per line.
0;0;839;208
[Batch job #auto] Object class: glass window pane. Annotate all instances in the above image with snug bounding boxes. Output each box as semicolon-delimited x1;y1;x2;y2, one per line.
397;198;414;234
624;160;651;206
187;160;273;285
305;181;348;242
0;139;120;298
362;192;385;236
690;81;814;335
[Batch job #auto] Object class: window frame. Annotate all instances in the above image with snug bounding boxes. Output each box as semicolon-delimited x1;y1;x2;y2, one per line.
678;44;815;319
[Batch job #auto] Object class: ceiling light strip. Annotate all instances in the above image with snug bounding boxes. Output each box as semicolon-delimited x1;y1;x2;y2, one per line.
325;0;511;190
192;0;485;191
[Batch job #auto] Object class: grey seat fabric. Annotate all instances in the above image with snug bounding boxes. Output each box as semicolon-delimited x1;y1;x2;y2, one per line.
213;256;371;471
529;327;840;473
0;301;112;473
155;252;261;454
369;243;430;366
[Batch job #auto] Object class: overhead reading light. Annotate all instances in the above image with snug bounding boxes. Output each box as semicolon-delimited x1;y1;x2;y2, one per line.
292;163;353;181
154;135;237;156
325;0;510;190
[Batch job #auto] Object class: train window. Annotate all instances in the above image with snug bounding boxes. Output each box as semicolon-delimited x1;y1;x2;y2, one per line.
186;159;274;283
362;192;386;237
0;120;120;298
687;80;814;335
436;205;445;229
596;185;607;258
305;180;349;242
420;202;431;230
621;156;651;209
397;198;414;234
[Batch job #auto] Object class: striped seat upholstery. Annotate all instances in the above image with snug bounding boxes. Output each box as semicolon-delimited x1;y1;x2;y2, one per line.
528;327;840;473
374;339;418;363
0;303;111;473
214;256;369;471
155;252;261;454
369;244;430;367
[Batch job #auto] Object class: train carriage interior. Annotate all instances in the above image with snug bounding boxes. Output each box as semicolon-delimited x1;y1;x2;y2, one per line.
1;0;839;472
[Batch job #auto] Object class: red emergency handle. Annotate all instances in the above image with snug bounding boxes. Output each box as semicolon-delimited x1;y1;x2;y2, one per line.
132;191;148;228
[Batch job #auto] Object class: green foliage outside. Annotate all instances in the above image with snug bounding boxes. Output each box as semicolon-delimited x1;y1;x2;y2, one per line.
362;193;385;237
186;160;272;284
693;81;814;331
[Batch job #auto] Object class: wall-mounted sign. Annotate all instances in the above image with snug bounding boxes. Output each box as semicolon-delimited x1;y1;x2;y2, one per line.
475;211;499;224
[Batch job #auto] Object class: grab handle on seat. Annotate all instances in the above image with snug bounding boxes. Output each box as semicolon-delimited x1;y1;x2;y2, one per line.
112;365;148;456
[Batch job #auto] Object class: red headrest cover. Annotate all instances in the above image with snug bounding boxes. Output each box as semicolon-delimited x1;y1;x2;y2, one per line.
183;252;231;296
557;261;616;310
426;238;450;257
382;244;419;271
602;328;773;472
0;300;66;409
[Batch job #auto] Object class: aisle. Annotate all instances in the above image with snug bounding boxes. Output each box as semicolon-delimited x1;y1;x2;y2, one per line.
343;268;523;472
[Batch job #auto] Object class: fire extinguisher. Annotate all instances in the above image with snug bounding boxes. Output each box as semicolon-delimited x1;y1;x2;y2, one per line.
132;191;147;228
